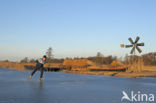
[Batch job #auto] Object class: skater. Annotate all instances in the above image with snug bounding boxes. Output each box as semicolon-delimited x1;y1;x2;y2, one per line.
28;55;47;81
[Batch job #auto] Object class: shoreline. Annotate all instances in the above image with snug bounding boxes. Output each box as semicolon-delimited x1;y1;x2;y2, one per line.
61;70;156;78
0;67;156;78
0;62;156;78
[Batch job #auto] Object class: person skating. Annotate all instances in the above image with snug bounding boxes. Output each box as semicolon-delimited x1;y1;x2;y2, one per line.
28;55;47;81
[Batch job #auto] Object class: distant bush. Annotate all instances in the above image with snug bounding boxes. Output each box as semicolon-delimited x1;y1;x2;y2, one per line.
142;52;156;65
88;56;117;65
20;57;29;63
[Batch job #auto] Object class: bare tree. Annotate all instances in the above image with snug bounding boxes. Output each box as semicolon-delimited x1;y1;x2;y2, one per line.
46;47;53;64
96;52;104;57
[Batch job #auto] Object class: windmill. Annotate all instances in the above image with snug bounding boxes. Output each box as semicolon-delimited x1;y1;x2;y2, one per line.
120;36;144;55
120;36;145;72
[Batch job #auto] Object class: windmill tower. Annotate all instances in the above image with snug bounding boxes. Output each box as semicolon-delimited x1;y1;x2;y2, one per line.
121;36;145;72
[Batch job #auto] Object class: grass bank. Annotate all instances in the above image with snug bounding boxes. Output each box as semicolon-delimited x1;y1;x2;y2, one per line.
0;62;156;78
62;66;156;78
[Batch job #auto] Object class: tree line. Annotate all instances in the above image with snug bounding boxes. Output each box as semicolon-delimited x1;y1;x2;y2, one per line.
20;51;117;65
3;47;156;66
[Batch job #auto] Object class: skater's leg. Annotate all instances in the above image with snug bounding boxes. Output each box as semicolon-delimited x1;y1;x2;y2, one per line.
28;68;37;79
40;64;44;80
40;67;44;79
31;68;38;76
29;63;40;79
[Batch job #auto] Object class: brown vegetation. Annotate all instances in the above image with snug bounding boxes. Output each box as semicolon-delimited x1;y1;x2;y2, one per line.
63;59;95;71
0;62;35;71
0;61;61;71
1;52;156;78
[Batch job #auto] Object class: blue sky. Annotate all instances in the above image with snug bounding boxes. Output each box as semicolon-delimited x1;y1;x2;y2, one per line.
0;0;156;61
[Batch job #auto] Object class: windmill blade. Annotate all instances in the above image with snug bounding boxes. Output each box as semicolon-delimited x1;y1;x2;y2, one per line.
130;47;135;54
136;46;142;53
125;45;133;48
137;43;144;46
128;38;134;44
135;36;140;43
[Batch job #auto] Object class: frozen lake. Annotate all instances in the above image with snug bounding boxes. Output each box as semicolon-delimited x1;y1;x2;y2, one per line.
0;68;156;103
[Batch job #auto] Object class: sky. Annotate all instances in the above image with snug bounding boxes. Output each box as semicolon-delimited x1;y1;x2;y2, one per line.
0;0;156;61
